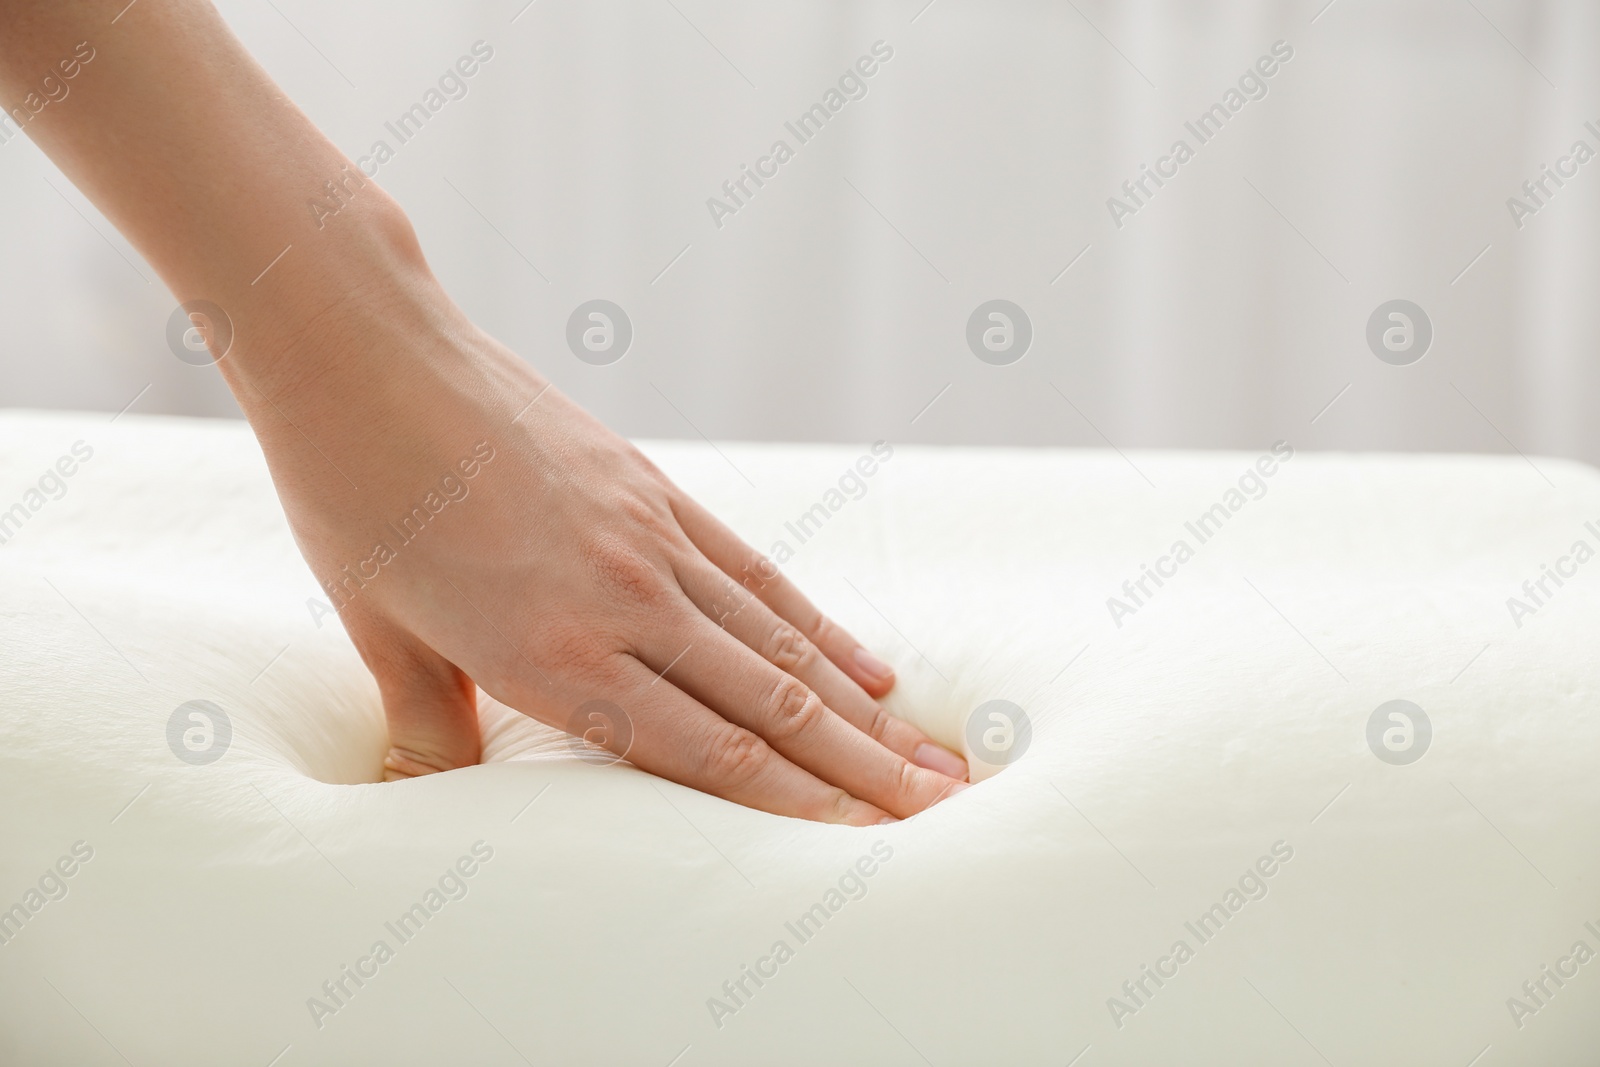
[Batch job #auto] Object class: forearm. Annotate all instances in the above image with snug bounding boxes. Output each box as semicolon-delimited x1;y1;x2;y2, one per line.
0;0;433;403
1;0;963;823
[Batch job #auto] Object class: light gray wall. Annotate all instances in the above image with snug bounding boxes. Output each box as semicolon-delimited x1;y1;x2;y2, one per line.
2;0;1596;464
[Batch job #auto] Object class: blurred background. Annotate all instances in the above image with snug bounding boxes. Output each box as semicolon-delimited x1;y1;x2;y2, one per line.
1;0;1597;460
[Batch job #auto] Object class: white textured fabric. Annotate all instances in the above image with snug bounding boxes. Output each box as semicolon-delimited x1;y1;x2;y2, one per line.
1;409;1598;1066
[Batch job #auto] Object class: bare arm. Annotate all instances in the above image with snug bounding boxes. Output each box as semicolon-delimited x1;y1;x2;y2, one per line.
0;0;969;821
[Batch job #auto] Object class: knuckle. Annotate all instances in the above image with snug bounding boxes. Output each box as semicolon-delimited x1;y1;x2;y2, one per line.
762;624;812;672
890;756;924;805
764;677;824;743
701;725;773;791
706;578;750;629
627;443;669;483
583;538;667;607
808;611;841;648
617;489;671;532
739;550;777;588
860;702;894;744
821;787;861;825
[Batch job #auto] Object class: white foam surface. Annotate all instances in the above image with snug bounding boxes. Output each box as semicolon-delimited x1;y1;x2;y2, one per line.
1;410;1597;1065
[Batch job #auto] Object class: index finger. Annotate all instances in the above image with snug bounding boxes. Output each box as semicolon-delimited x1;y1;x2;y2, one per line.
583;655;894;827
669;494;899;698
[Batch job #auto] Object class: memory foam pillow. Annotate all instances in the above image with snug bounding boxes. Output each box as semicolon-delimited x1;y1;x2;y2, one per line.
1;408;1597;1066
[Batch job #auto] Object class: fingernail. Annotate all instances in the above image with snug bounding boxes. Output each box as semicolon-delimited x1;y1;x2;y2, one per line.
877;816;898;825
913;742;968;780
938;782;970;803
853;646;894;682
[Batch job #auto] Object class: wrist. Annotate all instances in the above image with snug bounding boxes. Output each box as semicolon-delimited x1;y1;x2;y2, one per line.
211;192;443;404
212;201;543;493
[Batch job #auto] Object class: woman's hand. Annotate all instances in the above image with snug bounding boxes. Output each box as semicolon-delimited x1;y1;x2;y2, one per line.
0;0;967;821
254;274;968;823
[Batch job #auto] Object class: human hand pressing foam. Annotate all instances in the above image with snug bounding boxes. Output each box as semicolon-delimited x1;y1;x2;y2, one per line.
0;0;968;822
269;294;969;822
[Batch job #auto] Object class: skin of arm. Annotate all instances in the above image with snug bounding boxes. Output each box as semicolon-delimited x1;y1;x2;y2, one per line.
0;0;970;822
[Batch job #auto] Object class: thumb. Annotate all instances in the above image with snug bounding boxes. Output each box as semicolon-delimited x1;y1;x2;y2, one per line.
348;620;481;780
